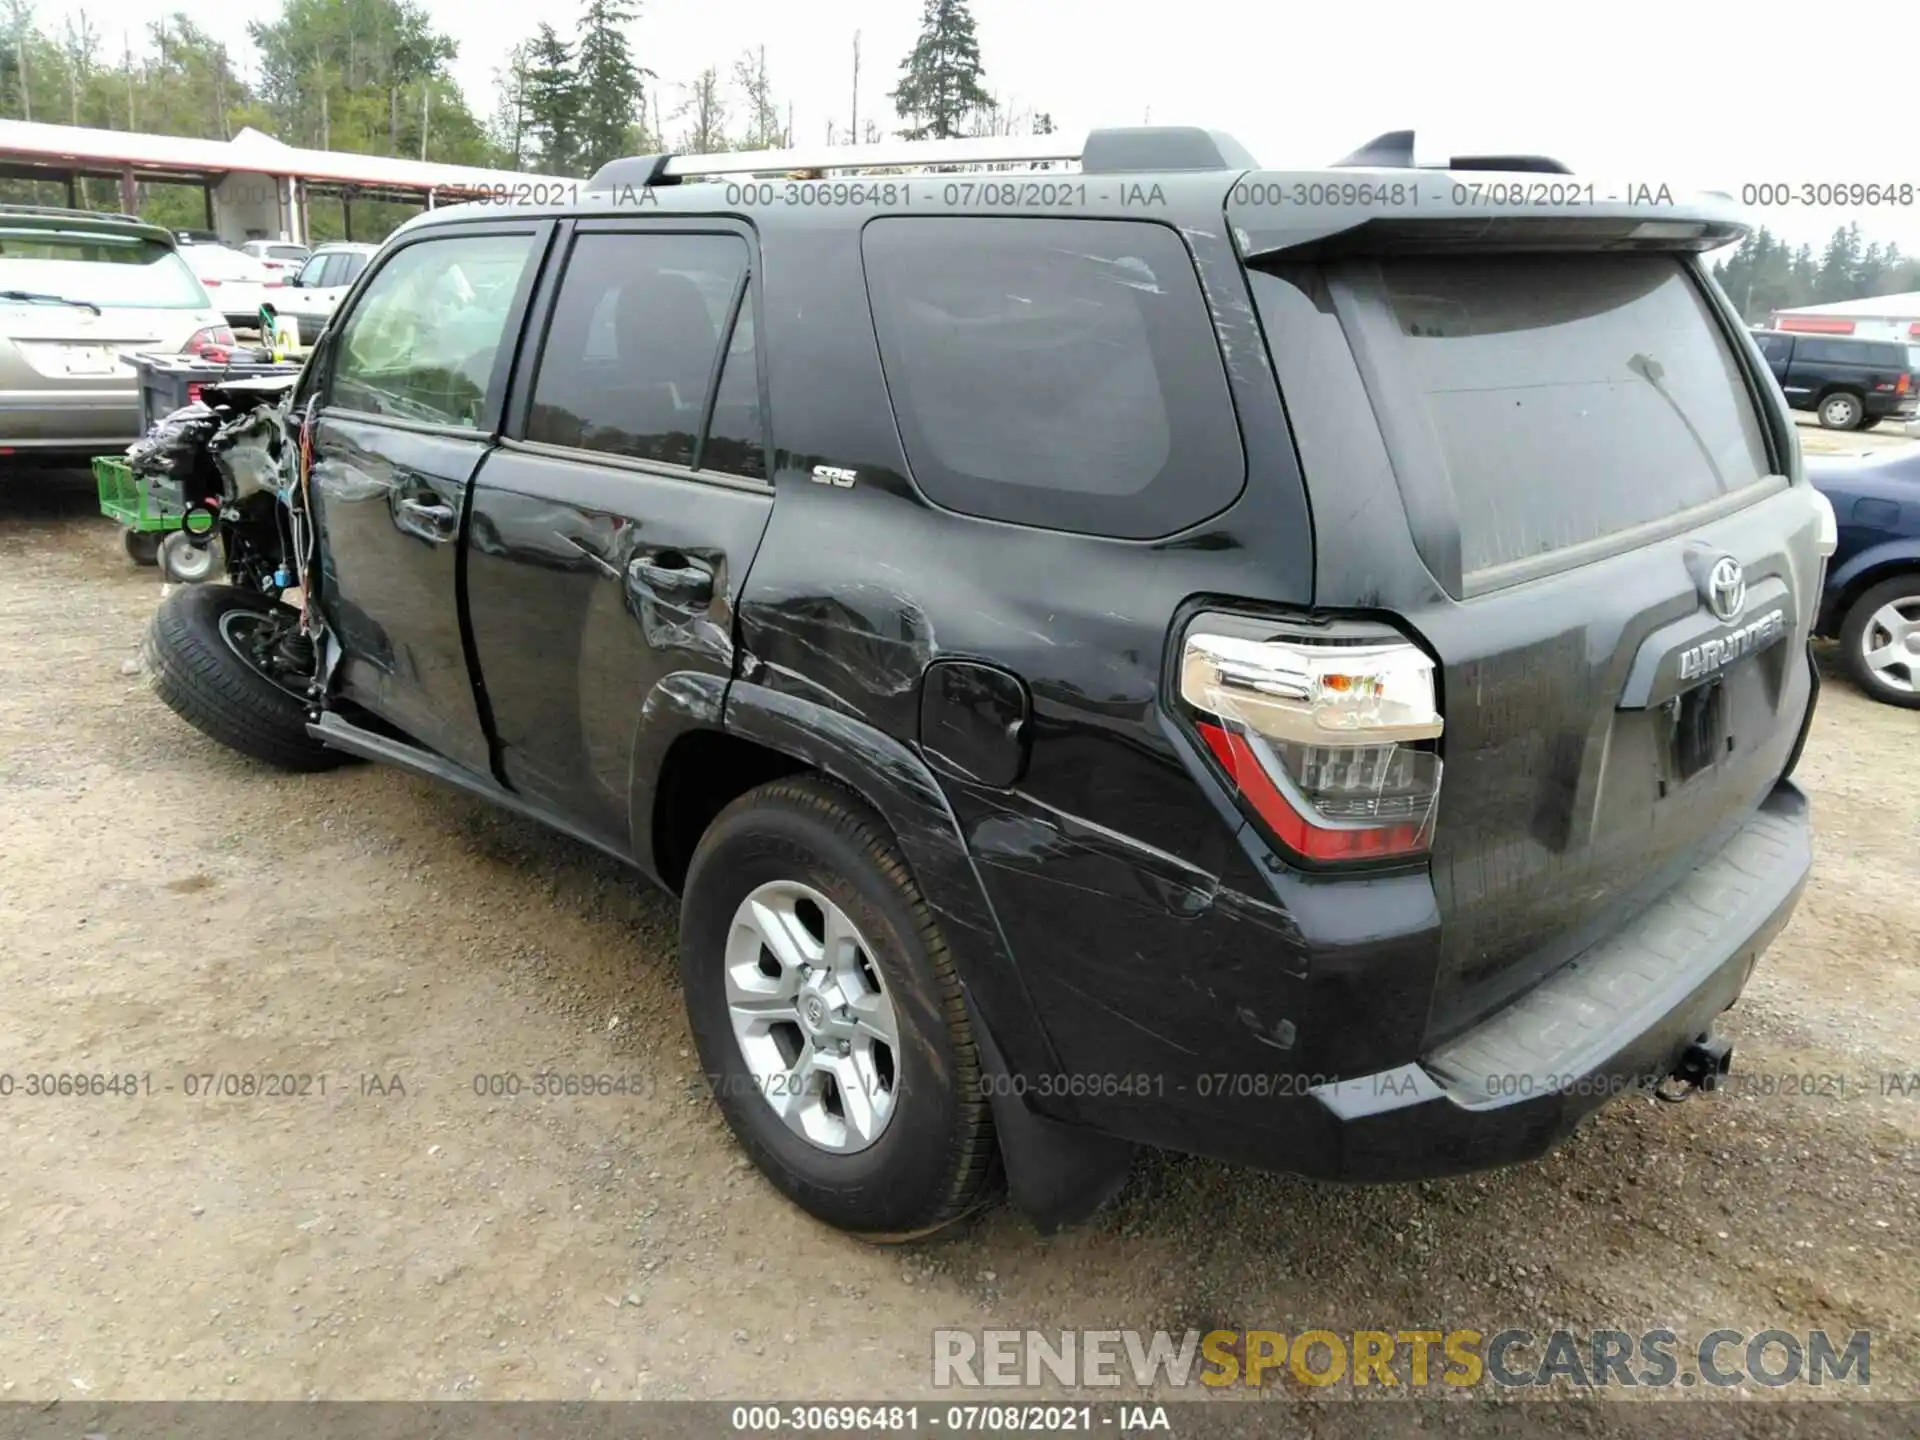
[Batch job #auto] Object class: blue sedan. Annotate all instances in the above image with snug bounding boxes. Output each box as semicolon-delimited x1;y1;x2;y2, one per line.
1808;446;1920;707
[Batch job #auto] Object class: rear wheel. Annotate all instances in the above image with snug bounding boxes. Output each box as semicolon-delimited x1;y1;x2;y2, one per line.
679;777;997;1239
145;584;347;769
1818;391;1865;430
122;528;161;566
1840;575;1920;708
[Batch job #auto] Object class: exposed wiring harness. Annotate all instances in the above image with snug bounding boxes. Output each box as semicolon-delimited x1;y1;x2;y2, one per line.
290;393;319;628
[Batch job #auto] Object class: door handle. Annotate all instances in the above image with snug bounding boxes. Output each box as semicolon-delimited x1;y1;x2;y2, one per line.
396;497;457;542
626;551;715;604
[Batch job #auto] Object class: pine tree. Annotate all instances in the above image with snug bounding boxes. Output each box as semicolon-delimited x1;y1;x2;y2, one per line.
523;24;579;175
890;0;990;141
574;0;651;172
1815;224;1861;304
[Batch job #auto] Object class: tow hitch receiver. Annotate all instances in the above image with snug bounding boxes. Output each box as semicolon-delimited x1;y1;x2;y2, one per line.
1656;1034;1734;1103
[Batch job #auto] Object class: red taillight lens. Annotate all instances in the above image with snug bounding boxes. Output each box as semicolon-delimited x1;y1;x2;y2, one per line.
1899;373;1911;395
182;325;236;357
264;279;285;288
200;277;222;287
1178;615;1444;864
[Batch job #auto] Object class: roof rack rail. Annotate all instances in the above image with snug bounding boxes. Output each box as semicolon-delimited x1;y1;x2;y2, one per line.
586;126;1256;191
1329;131;1572;175
0;202;146;224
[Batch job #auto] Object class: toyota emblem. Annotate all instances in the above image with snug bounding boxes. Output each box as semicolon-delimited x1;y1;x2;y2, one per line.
1707;557;1745;623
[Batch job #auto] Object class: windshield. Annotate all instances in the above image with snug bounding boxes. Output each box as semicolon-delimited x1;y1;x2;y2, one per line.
0;230;209;309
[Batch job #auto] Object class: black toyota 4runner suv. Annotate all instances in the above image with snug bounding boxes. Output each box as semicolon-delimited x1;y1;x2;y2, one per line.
145;127;1832;1239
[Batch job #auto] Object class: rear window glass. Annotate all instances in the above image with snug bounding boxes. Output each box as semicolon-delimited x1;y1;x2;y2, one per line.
862;216;1245;539
0;229;207;309
1332;253;1772;580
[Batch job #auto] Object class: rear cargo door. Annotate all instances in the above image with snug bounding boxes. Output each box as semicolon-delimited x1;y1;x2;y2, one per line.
1243;235;1825;1038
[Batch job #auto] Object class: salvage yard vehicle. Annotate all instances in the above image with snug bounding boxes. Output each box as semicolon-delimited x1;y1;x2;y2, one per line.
144;126;1838;1241
266;242;376;348
0;206;233;457
1752;329;1920;431
1808;446;1920;706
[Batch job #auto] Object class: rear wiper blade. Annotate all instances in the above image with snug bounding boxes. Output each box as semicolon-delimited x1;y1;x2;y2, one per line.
0;289;102;315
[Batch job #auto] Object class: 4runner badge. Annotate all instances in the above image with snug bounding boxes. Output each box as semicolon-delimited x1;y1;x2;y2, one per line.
811;466;857;488
1676;607;1788;683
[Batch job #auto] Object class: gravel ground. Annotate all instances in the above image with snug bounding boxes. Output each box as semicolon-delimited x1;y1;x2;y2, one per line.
0;465;1915;1429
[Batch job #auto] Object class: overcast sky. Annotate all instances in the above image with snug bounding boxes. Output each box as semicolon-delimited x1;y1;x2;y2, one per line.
52;0;1920;256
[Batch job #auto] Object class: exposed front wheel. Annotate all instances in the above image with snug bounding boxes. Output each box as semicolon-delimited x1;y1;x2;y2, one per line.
1840;576;1920;708
145;584;348;770
679;777;998;1239
1818;392;1865;430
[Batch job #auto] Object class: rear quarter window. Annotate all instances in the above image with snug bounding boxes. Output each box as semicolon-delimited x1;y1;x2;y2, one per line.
861;216;1245;539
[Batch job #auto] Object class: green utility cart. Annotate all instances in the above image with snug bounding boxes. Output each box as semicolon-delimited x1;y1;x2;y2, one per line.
93;454;220;581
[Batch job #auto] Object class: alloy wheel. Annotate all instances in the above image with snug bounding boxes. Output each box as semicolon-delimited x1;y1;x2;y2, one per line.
723;879;900;1154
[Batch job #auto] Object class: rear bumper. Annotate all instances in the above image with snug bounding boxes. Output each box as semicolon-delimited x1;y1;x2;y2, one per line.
0;388;140;450
1297;777;1811;1181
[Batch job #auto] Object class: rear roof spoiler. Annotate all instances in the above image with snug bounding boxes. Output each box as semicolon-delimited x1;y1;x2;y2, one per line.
1236;213;1750;262
1331;129;1574;175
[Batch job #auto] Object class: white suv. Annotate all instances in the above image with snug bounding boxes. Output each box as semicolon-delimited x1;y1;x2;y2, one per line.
269;242;377;347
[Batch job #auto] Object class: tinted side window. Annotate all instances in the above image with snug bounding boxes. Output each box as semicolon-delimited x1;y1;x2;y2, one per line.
340;252;369;285
1795;338;1872;365
1756;333;1792;363
295;256;329;287
329;233;536;428
862;217;1245;539
528;232;747;470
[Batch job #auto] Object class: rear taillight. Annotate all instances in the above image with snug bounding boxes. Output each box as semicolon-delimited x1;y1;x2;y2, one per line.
200;277;222;287
183;325;236;357
264;279;284;288
1899;373;1911;395
1177;615;1443;864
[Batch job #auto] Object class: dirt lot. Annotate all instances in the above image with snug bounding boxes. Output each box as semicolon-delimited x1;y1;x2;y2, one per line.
1;466;1915;1423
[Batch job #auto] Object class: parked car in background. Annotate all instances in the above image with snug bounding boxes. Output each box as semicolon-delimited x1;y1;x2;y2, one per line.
1808;447;1920;706
1753;329;1920;430
268;242;376;346
240;239;311;275
172;228;222;247
0;206;232;456
177;243;281;334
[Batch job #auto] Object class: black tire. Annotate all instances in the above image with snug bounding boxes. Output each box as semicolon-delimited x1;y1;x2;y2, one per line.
1817;391;1865;430
1839;575;1920;709
145;584;347;770
122;528;161;566
680;776;998;1240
